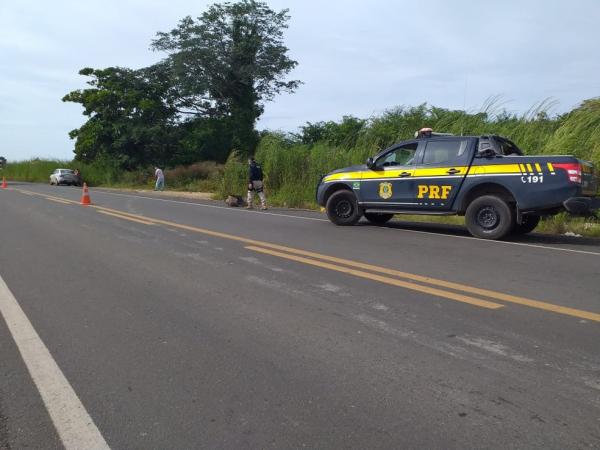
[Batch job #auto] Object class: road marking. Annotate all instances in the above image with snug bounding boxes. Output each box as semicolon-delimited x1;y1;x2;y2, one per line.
12;188;600;321
97;210;155;225
16;190;79;205
384;226;600;257
244;246;504;309
89;189;600;256
84;205;600;322
45;197;72;205
91;189;328;222
0;274;110;450
240;243;600;322
14;187;600;257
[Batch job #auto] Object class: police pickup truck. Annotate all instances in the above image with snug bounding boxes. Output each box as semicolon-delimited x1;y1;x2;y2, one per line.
316;132;599;239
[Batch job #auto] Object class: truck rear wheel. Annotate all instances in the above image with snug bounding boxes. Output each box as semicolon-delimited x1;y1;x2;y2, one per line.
465;195;514;240
364;212;394;225
513;214;540;235
326;190;361;226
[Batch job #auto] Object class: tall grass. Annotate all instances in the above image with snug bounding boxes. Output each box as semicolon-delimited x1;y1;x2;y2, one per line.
4;98;599;213
217;99;600;209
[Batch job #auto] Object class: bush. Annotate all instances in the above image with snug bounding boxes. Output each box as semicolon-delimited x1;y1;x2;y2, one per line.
164;161;223;191
216;151;248;199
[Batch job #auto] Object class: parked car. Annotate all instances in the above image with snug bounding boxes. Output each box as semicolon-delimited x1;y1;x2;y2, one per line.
50;169;82;186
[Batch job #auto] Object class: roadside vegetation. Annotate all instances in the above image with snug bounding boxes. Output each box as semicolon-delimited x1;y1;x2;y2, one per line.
2;0;598;238
1;159;223;192
4;99;599;237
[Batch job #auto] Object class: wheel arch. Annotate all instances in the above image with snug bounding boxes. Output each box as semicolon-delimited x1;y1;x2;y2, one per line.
323;183;354;205
458;182;517;214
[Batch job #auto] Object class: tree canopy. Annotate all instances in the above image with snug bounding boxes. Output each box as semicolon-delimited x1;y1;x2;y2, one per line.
152;0;300;152
64;0;300;168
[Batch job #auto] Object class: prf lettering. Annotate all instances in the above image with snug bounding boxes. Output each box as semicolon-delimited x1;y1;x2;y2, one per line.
417;185;452;199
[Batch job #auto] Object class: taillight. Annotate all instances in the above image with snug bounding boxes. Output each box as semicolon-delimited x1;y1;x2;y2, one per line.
553;163;582;184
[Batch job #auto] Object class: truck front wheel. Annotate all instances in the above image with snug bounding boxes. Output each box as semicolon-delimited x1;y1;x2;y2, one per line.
326;190;361;226
512;214;540;235
465;195;514;240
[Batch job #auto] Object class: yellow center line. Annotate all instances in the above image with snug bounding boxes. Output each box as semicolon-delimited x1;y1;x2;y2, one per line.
12;189;600;322
44;197;72;205
17;189;80;204
90;205;600;321
246;246;504;309
96;210;155;225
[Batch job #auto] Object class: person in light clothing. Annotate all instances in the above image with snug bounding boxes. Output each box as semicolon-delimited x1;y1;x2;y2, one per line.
247;158;267;210
154;166;165;191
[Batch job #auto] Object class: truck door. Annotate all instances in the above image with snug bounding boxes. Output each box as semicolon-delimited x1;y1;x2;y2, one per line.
411;138;472;211
360;142;421;209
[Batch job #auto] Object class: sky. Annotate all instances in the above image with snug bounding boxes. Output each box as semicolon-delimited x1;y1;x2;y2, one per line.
1;0;599;161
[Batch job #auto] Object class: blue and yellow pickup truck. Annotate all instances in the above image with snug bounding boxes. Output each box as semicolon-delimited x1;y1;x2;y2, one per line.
316;132;599;239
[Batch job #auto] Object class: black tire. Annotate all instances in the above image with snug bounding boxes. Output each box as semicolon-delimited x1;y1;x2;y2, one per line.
512;214;540;235
364;212;394;225
326;190;361;226
465;195;514;240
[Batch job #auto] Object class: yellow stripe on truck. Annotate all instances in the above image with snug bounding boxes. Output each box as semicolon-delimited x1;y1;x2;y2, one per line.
323;172;363;182
324;163;524;182
477;164;522;174
413;167;468;177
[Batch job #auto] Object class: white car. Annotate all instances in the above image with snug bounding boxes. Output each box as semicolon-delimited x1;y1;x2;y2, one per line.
50;169;81;186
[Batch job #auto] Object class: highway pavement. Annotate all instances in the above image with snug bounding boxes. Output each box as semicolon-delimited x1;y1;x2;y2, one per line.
0;182;599;449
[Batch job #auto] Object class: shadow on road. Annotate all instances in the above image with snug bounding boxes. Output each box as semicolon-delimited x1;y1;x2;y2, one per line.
358;219;600;248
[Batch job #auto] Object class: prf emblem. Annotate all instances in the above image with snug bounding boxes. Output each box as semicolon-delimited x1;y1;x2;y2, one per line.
417;185;452;199
379;182;393;199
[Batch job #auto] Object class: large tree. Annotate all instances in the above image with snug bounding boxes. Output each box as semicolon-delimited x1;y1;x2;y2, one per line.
151;0;300;155
63;64;178;168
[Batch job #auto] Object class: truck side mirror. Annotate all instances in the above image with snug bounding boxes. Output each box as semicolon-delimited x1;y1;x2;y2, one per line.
366;157;375;169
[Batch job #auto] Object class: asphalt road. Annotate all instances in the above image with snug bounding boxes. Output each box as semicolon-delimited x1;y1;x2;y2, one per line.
1;182;599;449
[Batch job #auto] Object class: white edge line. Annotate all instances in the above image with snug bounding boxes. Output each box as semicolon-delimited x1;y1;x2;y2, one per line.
26;186;600;257
0;275;110;450
387;227;600;256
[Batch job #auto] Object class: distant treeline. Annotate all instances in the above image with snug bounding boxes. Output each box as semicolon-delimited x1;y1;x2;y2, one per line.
5;98;599;207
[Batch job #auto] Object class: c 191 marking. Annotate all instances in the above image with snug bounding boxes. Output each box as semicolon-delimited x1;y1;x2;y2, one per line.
521;175;543;184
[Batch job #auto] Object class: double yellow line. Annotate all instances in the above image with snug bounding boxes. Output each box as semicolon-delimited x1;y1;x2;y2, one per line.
96;210;155;225
13;188;600;322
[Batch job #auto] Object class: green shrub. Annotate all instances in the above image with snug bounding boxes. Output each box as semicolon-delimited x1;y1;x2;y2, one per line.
216;151;247;199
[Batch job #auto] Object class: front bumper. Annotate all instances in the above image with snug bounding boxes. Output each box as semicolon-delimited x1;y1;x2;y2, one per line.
563;197;600;215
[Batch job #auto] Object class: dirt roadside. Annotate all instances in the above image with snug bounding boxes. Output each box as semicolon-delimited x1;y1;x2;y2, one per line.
95;187;215;201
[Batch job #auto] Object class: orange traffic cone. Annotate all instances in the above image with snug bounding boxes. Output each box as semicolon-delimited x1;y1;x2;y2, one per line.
80;182;91;205
1;177;7;189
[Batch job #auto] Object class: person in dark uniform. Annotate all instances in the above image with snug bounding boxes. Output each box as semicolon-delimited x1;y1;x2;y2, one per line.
247;158;267;210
